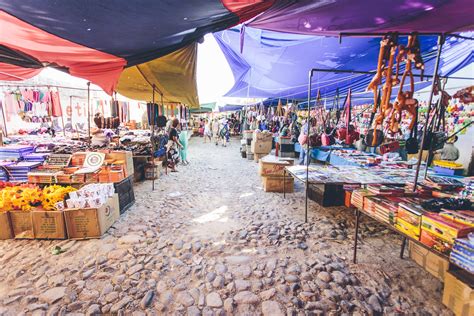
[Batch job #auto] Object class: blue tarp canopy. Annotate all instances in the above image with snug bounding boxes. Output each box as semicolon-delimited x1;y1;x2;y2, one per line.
215;27;474;108
218;104;244;112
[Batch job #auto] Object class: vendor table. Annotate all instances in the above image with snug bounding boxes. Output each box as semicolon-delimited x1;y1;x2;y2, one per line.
352;206;474;287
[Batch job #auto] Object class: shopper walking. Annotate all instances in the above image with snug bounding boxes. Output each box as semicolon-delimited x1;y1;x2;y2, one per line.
203;119;212;143
212;118;220;146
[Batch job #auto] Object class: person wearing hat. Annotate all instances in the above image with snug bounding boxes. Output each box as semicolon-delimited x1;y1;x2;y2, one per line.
435;136;460;161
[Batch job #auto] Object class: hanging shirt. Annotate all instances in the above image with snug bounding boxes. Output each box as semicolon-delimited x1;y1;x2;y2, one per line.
50;91;62;117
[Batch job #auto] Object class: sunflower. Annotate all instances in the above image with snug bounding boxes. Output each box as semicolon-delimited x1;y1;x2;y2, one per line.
42;185;77;211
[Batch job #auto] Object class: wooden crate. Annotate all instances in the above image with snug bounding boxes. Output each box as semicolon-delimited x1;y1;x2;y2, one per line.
64;194;119;239
32;210;67;239
9;211;34;239
0;211;13;240
258;156;293;177
262;176;294;193
408;241;449;281
443;270;473;316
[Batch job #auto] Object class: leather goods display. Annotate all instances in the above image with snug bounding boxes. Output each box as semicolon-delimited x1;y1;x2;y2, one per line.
389;34;420;134
405;104;419;154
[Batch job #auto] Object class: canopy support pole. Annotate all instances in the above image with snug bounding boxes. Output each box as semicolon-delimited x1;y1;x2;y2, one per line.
151;84;156;191
413;35;445;192
304;71;313;223
87;82;91;143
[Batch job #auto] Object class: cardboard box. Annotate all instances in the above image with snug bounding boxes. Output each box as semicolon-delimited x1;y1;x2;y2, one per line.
251;140;272;154
408;241;449;281
442;270;474;316
9;211;34;239
422;213;474;244
252;131;273;142
0;211;13;240
262;176;294;193
106;151;134;178
344;191;352;208
32;210;67;239
64;194;119;239
258;156;293;177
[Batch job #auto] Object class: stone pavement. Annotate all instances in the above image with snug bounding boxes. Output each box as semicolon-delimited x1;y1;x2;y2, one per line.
0;137;451;315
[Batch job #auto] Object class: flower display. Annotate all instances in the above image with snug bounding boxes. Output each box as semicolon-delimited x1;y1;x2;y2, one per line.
0;184;42;211
42;185;77;211
0;183;76;212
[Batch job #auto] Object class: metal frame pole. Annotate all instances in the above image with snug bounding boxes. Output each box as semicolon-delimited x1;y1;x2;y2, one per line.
304;70;313;223
0;98;8;137
353;208;361;264
413;35;445;191
87;82;91;143
151;84;156;191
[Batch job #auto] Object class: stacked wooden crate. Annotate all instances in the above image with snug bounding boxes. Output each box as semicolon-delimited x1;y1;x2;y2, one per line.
251;131;273;162
259;155;294;192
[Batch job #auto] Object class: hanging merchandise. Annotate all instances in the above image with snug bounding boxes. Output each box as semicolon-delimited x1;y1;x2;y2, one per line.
368;33;398;147
364;89;383;147
110;99;119;117
49;89;63;118
453;86;474;104
405;109;419;154
389;34;422;135
93;113;120;129
336;89;359;145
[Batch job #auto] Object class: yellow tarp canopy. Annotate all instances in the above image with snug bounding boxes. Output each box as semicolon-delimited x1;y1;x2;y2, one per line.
117;43;199;108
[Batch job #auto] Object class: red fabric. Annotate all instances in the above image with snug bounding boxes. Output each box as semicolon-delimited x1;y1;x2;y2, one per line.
0;11;126;94
50;91;62;117
220;0;275;23
0;62;42;81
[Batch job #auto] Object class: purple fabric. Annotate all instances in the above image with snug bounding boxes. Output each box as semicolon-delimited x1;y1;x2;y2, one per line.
249;0;474;35
215;26;473;106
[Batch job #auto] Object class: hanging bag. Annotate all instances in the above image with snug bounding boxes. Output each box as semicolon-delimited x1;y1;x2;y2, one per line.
405;108;419;154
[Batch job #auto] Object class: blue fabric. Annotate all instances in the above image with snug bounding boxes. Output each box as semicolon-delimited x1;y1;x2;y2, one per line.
329;154;362;167
294;142;301;153
0;0;240;66
215;26;474;107
310;148;331;162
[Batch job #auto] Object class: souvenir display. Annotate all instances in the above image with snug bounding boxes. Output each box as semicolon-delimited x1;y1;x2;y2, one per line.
449;238;474;273
421;213;474;244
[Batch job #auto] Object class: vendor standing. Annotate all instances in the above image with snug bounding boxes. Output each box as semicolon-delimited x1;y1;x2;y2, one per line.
298;120;309;165
435;136;460;161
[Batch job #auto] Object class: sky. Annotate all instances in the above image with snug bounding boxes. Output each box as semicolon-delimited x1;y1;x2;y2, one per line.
196;34;235;104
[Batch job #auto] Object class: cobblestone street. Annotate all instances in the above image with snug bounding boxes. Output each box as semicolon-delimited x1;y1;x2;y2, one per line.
0;138;451;315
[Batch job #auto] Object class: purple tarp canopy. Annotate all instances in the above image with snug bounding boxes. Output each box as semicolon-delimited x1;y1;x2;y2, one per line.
215;27;474;107
249;0;474;36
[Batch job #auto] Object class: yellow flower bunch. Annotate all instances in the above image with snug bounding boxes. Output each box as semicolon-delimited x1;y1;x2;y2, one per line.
42;185;77;211
0;185;43;211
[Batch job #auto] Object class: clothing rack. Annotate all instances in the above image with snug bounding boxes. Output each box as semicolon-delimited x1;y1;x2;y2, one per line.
0;82;103;92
